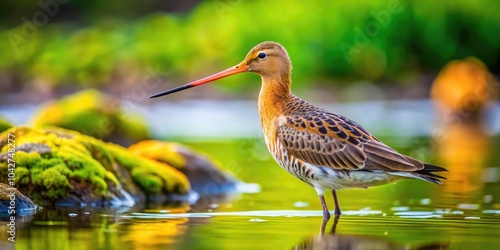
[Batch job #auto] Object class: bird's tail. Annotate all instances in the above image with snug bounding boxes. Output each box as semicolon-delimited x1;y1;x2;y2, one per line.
409;163;448;184
390;163;448;184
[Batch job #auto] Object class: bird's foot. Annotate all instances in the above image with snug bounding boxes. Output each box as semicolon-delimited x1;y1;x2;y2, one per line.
323;209;331;222
334;207;341;216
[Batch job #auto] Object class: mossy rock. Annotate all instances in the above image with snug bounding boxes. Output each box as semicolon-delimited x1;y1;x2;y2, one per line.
129;140;240;196
0;116;12;133
0;182;38;217
30;89;149;146
0;127;190;206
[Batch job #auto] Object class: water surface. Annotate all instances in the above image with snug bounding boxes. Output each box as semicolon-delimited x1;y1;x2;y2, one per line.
0;137;497;249
1;101;499;249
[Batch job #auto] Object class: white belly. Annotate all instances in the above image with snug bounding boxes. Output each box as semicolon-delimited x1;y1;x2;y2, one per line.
304;162;402;190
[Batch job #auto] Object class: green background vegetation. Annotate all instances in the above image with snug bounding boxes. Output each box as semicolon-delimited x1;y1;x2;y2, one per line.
1;0;498;96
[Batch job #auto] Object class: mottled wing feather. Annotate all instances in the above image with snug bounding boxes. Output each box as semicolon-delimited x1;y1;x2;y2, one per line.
279;125;365;170
278;112;419;171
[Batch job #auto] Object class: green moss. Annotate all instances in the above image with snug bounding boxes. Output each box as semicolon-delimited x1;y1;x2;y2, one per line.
14;151;42;166
50;163;72;176
37;168;71;199
0;126;190;204
131;169;163;194
109;143;190;194
15;167;30;185
0;127;119;203
30;89;149;144
33;157;65;170
29;168;43;183
105;171;120;188
118;114;150;142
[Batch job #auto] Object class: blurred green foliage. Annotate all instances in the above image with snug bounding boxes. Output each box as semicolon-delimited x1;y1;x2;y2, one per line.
0;0;498;93
31;89;149;145
0;116;12;133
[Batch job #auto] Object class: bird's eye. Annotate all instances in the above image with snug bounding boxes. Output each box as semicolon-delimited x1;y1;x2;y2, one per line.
257;52;267;60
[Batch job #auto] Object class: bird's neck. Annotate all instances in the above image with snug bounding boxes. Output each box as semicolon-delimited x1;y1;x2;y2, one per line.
258;74;292;151
258;74;291;114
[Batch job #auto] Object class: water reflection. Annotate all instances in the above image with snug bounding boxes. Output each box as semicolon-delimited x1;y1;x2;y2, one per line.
121;218;189;248
436;123;491;194
294;218;449;250
431;57;496;194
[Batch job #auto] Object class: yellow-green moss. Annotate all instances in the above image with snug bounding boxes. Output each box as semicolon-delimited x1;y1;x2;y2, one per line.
37;168;71;199
14;151;42;166
128;140;186;169
0;127;190;204
30;89;149;144
15;167;30;185
128;140;228;174
131;169;163;194
108;143;190;194
0;127;117;201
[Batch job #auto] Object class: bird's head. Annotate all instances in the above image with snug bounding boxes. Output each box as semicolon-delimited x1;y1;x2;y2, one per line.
149;41;291;98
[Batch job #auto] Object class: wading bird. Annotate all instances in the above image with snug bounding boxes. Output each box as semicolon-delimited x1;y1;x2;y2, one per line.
150;41;447;224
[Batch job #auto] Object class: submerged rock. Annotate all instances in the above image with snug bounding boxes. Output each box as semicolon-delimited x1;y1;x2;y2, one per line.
30;89;149;146
0;127;190;207
129;140;240;196
0;183;38;217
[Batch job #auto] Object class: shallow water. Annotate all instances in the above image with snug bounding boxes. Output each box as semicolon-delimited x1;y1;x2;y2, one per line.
2;100;500;138
1;100;499;249
1;136;499;250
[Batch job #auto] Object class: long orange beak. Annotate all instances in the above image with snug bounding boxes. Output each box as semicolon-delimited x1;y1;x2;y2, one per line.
150;63;248;98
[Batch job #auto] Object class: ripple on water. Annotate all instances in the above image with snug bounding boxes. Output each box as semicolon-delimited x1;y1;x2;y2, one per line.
482;210;500;215
390;206;410;211
464;216;481;220
249;218;267;222
128;209;383;219
434;209;464;215
393;211;442;219
293;201;309;208
457;204;480;210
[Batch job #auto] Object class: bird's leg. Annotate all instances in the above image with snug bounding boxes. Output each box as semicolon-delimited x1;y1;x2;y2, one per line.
319;194;331;221
319;194;330;235
330;215;340;234
316;188;331;234
332;190;341;216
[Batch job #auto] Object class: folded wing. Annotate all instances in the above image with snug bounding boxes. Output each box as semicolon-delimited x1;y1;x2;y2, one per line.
277;112;421;172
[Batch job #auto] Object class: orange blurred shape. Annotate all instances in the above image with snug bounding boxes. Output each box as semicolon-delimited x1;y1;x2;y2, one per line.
431;57;496;194
431;57;495;117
